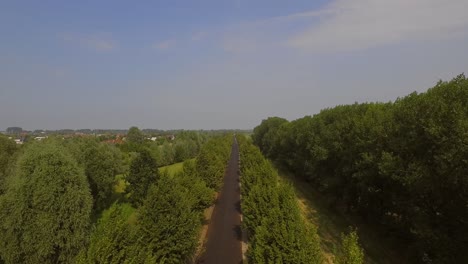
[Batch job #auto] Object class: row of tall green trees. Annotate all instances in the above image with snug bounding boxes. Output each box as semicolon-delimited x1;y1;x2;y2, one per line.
0;129;233;263
238;135;324;263
195;135;232;190
252;75;468;263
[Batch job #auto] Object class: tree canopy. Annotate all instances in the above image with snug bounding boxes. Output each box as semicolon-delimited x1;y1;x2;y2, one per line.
126;149;159;206
65;138;123;211
0;135;16;193
0;141;92;263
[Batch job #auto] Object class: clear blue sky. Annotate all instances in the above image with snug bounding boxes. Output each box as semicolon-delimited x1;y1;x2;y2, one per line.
1;0;468;130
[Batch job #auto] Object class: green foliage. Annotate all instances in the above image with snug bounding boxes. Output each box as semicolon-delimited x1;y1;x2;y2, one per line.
126;149;159;206
126;126;145;145
79;203;135;264
78;146;221;264
0;135;17;193
238;136;323;263
195;135;232;190
336;230;364;264
78;141;225;263
130;175;200;263
174;159;215;211
0;134;230;264
253;117;288;158
65;138;123;211
146;131;210;167
158;160;186;176
123;126;146;152
252;74;468;263
0;141;92;263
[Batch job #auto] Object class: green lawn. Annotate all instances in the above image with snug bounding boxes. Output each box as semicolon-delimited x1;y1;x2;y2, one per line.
278;169;405;264
158;158;195;176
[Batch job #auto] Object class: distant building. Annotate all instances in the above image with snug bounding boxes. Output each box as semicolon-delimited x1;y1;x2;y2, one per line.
14;139;23;145
34;136;47;141
103;135;124;145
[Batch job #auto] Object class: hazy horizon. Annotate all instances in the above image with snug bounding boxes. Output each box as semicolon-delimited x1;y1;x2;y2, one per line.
2;0;468;130
1;127;252;132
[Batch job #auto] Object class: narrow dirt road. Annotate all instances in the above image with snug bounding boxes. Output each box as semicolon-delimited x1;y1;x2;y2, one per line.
197;139;242;264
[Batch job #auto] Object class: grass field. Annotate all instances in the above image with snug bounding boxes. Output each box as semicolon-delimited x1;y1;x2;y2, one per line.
278;169;404;264
158;158;195;176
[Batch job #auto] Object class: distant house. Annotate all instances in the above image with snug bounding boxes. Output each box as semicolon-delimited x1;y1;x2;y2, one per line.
14;139;23;145
34;136;47;141
150;136;158;141
103;135;124;145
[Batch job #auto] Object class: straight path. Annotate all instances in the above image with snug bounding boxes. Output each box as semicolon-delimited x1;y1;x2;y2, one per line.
198;139;242;264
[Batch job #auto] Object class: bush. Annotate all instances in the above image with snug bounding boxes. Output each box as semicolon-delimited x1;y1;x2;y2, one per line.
336;230;364;264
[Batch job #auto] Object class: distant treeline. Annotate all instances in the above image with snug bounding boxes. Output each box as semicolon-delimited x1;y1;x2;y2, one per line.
123;128;212;167
2;127;251;136
252;75;468;263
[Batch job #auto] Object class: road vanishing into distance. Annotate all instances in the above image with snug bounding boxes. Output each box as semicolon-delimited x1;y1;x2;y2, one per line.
198;140;242;264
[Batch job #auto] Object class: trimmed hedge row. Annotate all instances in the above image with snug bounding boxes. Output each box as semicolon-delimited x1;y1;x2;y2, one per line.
238;136;323;264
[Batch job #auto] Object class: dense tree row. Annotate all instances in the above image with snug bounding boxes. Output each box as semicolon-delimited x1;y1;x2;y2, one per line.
0;129;233;263
237;136;323;263
195;135;232;190
252;75;468;263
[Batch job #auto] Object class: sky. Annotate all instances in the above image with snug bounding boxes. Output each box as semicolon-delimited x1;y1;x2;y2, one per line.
1;0;468;130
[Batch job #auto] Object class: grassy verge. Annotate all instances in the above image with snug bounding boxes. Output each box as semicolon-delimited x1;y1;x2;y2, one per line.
278;169;404;264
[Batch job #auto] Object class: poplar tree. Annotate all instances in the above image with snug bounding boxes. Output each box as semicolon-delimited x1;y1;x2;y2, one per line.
126;149;158;206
